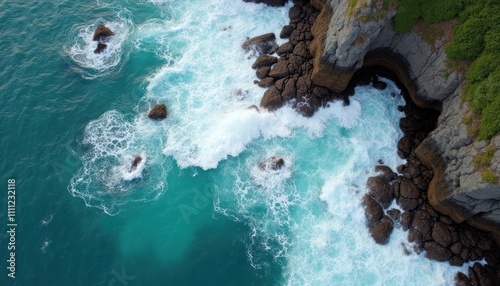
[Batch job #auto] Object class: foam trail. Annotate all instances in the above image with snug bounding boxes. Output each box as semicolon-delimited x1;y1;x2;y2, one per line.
68;111;169;215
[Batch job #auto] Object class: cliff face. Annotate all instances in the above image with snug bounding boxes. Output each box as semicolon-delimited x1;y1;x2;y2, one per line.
310;0;500;240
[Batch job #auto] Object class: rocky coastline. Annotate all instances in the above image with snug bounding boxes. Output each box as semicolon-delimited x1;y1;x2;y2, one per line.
244;0;500;284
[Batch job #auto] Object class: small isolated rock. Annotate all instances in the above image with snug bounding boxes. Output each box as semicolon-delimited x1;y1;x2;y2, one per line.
242;33;277;55
93;24;114;41
370;215;394;245
94;42;107;54
148;104;168;120
259;156;285;171
129;156;142;172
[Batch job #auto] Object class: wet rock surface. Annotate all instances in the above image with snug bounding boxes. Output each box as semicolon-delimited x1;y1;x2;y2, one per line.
148;104;168;120
244;2;345;117
243;2;500;283
362;98;500;284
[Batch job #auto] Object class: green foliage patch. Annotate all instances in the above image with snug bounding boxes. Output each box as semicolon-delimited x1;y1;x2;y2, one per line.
393;0;500;140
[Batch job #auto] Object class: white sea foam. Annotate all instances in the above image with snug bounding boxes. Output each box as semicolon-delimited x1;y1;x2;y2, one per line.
64;8;133;79
68;111;169;215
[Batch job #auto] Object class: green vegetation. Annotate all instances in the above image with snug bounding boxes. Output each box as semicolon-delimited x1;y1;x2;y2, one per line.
393;0;464;33
450;1;500;140
348;0;358;16
393;0;500;140
474;146;496;166
481;170;498;184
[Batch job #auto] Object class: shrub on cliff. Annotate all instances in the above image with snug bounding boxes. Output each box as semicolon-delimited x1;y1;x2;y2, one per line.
466;54;500;84
393;0;500;139
479;94;500;140
393;0;465;33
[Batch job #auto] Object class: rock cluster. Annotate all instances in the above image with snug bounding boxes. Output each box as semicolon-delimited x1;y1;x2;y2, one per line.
362;99;500;284
245;1;345;117
259;157;285;171
92;24;114;54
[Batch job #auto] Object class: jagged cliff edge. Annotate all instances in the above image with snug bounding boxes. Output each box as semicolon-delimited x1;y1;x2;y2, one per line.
309;0;500;243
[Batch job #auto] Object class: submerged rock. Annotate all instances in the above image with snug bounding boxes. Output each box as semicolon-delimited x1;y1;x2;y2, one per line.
259;156;285;171
148;104;168;120
129;156;142;172
93;42;107;54
92;24;114;41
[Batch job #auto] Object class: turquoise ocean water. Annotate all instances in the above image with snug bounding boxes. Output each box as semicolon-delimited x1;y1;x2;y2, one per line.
0;1;474;285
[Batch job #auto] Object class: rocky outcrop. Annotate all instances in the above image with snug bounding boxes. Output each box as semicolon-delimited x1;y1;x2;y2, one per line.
92;24;114;54
92;24;114;41
416;92;500;243
129;156;142;172
259;156;285;171
247;2;345;116
148;104;168;120
310;0;500;246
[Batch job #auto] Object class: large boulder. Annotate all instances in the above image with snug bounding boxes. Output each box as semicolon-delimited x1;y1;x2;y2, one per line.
432;221;453;248
252;54;278;69
148;104;168;120
424;241;452;262
397;179;421;211
256;67;271;79
370;215;394;245
260;86;284;111
374;165;397;181
242;33;277;55
363;194;384;228
367;176;394;208
92;24;114;41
